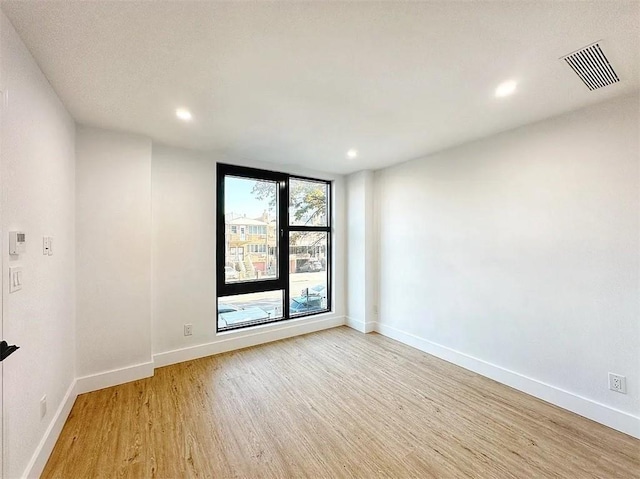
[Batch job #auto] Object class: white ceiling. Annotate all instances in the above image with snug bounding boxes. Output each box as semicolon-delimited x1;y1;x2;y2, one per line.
2;1;639;175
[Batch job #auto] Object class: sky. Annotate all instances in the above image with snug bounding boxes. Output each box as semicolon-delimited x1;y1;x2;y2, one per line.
225;176;276;219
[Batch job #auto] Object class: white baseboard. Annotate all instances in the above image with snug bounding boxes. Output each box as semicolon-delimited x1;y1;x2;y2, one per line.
22;380;78;479
374;322;640;439
345;316;375;333
68;317;344;394
154;315;345;368
75;361;155;395
22;318;636;479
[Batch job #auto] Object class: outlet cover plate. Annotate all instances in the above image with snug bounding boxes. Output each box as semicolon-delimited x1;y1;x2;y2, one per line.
608;373;627;394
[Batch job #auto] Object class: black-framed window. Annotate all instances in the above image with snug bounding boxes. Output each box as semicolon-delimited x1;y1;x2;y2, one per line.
216;163;331;332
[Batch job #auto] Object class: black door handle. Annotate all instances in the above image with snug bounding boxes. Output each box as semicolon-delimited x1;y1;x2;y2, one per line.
0;341;19;361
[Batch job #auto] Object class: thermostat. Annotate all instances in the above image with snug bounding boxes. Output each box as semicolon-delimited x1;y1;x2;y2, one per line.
9;231;26;255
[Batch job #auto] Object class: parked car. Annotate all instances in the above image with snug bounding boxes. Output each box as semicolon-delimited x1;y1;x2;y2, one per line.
219;306;271;328
297;260;323;273
224;266;239;281
290;295;324;314
218;303;240;315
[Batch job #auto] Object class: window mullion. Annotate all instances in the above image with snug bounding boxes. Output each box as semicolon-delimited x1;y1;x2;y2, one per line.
280;178;290;319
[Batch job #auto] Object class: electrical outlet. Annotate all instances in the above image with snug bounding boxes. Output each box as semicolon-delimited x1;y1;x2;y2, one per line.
608;373;626;394
40;395;47;419
184;324;193;336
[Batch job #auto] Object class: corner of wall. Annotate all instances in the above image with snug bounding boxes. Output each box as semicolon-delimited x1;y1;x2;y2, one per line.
75;362;155;396
345;317;375;333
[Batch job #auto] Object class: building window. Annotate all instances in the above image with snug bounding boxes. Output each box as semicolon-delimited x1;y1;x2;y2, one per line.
217;164;331;332
247;225;267;235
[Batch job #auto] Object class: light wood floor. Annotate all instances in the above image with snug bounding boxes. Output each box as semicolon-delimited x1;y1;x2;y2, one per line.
42;327;639;478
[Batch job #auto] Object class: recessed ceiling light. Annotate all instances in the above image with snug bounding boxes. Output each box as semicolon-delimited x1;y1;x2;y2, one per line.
346;149;358;159
495;80;517;98
176;108;192;121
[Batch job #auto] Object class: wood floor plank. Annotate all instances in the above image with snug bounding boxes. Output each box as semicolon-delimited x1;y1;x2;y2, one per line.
41;327;639;478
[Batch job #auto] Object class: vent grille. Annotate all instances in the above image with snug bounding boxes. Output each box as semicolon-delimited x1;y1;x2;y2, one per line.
562;43;619;91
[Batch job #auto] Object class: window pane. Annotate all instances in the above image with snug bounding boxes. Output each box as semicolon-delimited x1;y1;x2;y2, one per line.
218;164;331;333
218;290;284;330
289;232;328;316
289;179;328;227
224;176;278;283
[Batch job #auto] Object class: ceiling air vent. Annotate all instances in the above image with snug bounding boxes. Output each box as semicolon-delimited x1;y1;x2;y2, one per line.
561;42;619;91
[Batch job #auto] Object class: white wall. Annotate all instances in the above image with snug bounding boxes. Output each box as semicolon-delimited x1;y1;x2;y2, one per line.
152;145;347;364
151;145;216;354
346;170;375;332
74;132;346;379
1;11;76;478
375;93;640;437
75;127;152;379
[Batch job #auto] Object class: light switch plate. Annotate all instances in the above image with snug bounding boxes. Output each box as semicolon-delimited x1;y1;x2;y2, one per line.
9;266;23;293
